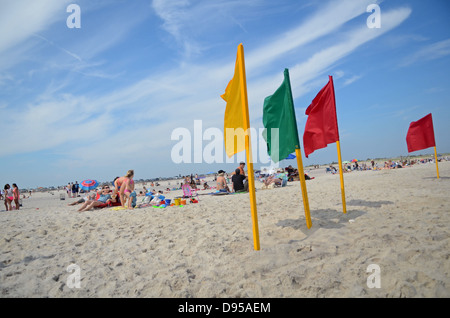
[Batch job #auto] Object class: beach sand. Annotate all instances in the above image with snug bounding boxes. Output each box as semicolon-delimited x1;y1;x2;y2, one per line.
1;161;449;297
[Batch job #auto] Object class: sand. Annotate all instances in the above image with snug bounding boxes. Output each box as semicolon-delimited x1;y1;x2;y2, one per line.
0;161;449;298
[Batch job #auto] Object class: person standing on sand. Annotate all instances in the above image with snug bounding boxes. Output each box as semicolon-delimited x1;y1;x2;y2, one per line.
119;170;135;209
71;182;77;198
113;171;133;206
67;183;72;198
120;170;136;209
4;184;13;211
12;183;20;210
74;181;79;197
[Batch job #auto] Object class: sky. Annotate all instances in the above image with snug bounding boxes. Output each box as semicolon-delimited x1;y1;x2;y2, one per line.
0;0;449;189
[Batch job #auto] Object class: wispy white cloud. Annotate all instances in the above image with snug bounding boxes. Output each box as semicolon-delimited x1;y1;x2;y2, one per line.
246;0;377;71
32;34;82;62
151;0;269;58
0;0;70;54
0;94;110;156
0;73;15;86
0;0;70;74
343;75;362;86
151;0;190;41
383;33;428;49
151;0;220;58
288;7;411;94
400;38;450;67
0;0;149;87
424;87;445;94
244;6;412;119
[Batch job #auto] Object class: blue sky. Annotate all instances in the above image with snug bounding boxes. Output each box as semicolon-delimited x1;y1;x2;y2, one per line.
1;0;449;188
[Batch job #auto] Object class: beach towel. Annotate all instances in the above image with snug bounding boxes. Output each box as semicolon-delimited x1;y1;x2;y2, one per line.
208;190;231;195
95;201;120;209
110;206;128;211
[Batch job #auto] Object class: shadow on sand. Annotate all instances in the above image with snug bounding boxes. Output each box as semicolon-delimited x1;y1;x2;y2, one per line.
276;208;365;238
423;176;450;180
346;199;394;208
276;199;394;239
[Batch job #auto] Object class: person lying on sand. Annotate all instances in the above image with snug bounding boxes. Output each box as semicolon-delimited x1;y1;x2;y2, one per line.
68;193;95;206
77;186;113;212
263;175;282;187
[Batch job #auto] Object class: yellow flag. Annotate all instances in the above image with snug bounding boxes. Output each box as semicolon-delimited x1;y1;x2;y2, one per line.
221;43;260;251
221;45;247;158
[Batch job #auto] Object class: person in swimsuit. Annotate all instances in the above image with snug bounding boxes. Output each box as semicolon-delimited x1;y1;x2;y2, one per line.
12;183;20;210
216;170;229;192
3;184;13;211
263;175;282;187
66;183;72;198
113;170;134;206
122;170;135;209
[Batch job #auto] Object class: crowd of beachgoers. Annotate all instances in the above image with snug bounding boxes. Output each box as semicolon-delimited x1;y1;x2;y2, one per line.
2;155;447;213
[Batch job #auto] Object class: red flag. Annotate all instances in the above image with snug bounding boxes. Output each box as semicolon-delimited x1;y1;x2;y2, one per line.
303;75;340;158
406;113;436;152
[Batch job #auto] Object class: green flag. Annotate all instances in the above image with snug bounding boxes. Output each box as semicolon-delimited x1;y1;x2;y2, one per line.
262;68;300;163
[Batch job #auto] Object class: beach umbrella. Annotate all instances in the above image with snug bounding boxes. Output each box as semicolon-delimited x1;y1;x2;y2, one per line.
80;179;98;191
351;159;358;162
343;161;350;164
285;153;296;160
